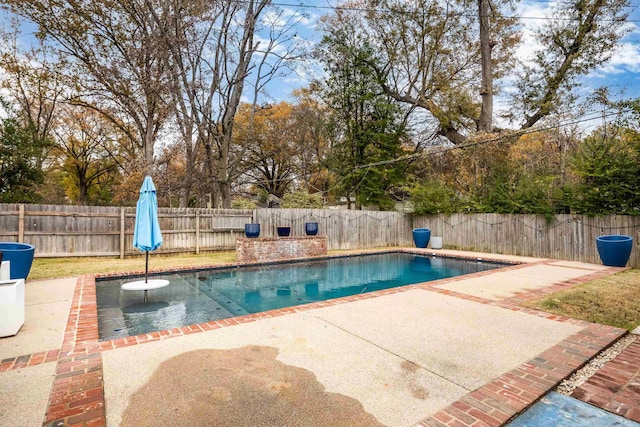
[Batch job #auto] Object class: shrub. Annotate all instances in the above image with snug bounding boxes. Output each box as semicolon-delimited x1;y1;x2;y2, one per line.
231;197;257;209
281;190;324;208
409;180;460;214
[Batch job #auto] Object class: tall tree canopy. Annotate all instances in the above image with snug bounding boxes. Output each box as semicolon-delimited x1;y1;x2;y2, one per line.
0;108;50;202
316;26;406;210
1;0;305;207
319;0;630;145
0;0;635;212
136;0;304;207
513;0;631;129
319;0;519;144
2;0;172;172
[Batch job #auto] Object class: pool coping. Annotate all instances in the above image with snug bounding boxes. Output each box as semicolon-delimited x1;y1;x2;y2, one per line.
3;248;629;426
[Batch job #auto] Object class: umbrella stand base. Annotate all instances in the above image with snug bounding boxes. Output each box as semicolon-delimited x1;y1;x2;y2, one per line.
122;279;170;302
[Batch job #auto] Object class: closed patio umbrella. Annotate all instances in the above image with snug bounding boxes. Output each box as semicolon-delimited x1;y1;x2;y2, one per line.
133;176;163;280
126;176;168;302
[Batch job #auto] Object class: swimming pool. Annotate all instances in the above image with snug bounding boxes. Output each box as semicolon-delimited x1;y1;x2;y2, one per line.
96;252;507;341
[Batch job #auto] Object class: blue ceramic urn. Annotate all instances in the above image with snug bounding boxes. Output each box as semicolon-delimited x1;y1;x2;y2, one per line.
277;226;291;237
305;222;318;236
244;224;260;238
596;235;633;267
412;228;431;248
0;242;35;279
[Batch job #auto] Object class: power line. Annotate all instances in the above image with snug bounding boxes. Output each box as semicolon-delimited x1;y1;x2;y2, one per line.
525;0;635;5
259;0;640;23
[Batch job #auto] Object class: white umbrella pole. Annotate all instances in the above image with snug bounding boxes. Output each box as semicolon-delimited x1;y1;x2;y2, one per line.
144;251;149;302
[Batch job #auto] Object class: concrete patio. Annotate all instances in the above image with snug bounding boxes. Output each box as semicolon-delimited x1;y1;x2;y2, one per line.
0;249;637;426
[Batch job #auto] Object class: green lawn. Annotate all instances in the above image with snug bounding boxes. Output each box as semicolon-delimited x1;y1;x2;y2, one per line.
29;252;237;281
522;269;640;331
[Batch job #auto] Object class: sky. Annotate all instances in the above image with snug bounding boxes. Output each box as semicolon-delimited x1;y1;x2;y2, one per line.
262;0;640;133
1;0;638;134
514;0;640;100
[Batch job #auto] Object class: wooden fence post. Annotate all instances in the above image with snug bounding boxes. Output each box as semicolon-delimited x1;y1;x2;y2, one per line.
120;208;125;259
18;204;24;242
195;212;200;254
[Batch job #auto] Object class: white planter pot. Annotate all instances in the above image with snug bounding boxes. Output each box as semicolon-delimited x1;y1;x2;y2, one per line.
431;236;443;249
0;261;9;280
0;278;25;337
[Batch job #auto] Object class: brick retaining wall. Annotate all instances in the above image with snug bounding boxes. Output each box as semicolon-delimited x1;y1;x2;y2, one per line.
236;236;328;262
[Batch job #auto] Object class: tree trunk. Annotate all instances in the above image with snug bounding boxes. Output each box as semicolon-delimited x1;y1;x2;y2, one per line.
478;0;493;132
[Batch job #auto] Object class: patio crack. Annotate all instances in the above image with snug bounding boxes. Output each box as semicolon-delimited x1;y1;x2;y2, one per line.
313;315;474;392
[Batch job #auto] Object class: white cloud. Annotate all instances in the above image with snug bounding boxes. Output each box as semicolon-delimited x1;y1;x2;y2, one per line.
513;1;551;63
598;38;640;74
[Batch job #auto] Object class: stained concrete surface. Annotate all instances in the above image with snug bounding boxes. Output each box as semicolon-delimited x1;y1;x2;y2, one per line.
120;346;385;427
103;288;582;426
0;361;57;426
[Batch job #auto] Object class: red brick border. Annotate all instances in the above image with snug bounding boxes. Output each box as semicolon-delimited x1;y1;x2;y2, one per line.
43;275;105;426
44;352;104;426
0;350;59;372
33;250;633;426
571;336;640;422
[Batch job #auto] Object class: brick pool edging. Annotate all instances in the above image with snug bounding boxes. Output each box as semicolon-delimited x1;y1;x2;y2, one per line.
571;336;640;422
39;251;629;426
0;350;59;372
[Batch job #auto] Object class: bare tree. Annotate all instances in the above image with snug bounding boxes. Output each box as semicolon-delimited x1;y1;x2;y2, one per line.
0;22;65;155
321;0;629;144
513;0;630;129
2;0;172;173
145;0;306;207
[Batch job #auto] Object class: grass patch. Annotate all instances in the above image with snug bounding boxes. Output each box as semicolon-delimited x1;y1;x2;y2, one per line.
522;269;640;331
28;247;395;281
29;252;237;281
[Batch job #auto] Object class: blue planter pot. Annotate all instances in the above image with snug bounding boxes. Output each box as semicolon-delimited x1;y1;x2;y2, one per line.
277;226;291;237
596;235;633;267
0;242;35;280
412;228;431;248
244;224;260;238
305;222;318;236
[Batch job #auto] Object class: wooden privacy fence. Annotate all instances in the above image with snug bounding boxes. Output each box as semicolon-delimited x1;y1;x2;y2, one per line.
412;213;640;268
0;204;639;267
253;208;411;249
0;204;252;258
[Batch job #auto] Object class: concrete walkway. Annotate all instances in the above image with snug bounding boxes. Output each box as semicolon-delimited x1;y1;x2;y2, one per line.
0;277;75;426
0;250;635;426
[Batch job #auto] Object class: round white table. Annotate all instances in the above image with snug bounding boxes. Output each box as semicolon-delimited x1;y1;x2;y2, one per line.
121;279;170;302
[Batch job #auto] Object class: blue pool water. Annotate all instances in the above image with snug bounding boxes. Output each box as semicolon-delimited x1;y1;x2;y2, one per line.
96;252;506;341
